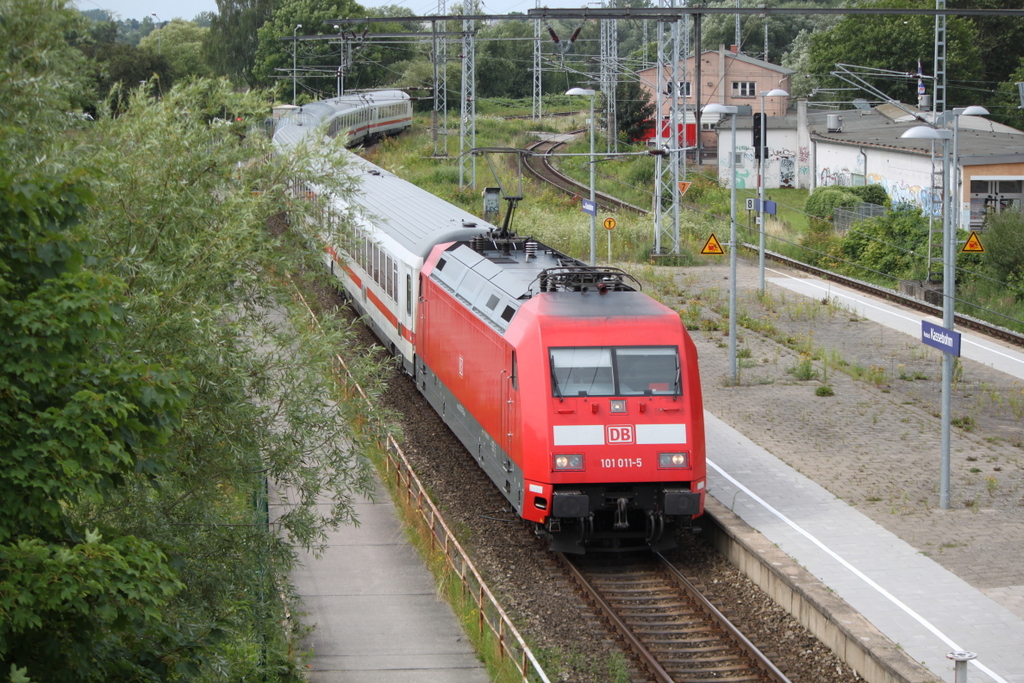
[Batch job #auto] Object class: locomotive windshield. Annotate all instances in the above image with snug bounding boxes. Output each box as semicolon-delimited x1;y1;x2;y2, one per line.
549;346;681;397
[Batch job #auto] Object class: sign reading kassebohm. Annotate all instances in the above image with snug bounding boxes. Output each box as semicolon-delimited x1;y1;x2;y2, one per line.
921;320;961;357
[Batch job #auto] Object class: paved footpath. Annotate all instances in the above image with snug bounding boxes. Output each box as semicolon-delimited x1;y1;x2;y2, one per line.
686;263;1024;683
271;480;489;683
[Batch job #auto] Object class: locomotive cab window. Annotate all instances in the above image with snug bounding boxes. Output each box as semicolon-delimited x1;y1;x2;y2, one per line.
549;346;681;397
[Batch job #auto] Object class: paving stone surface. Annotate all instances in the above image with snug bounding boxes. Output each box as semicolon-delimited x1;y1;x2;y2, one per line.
665;259;1024;615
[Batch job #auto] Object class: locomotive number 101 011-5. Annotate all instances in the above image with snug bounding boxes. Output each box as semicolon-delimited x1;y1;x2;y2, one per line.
601;458;643;469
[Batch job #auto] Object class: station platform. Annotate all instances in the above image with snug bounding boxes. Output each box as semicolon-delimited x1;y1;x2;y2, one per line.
701;270;1024;683
272;480;489;683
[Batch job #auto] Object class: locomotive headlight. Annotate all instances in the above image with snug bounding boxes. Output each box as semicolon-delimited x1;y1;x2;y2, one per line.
553;454;584;471
658;452;689;469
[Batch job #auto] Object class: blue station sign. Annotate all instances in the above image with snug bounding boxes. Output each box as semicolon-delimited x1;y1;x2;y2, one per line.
581;199;597;216
921;320;961;357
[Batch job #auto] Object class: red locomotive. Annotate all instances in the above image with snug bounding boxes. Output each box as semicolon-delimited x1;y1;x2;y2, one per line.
274;97;706;553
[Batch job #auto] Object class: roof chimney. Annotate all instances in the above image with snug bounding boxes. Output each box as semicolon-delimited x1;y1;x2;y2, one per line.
729;45;738;54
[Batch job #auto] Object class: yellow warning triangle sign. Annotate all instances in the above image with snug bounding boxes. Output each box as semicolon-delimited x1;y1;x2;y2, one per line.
962;231;985;253
701;233;725;255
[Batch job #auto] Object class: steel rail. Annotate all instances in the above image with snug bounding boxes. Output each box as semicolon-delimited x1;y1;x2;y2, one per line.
557;551;794;683
655;552;793;683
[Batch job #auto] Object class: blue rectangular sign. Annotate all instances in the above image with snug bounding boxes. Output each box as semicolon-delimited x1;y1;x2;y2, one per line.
921;320;961;357
581;199;597;216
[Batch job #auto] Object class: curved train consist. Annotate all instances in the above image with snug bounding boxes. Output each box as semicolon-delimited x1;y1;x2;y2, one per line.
274;91;706;552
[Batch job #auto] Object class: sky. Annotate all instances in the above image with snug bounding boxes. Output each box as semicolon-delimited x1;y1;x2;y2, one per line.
73;0;539;23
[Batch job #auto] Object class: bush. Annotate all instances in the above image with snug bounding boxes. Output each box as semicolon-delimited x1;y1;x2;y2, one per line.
837;206;928;282
848;184;890;207
982;209;1024;282
805;186;859;221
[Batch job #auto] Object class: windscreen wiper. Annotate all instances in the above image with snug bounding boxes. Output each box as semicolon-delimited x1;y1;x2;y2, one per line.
549;354;564;402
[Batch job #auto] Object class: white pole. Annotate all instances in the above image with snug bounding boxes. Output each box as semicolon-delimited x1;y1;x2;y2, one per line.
589;93;596;266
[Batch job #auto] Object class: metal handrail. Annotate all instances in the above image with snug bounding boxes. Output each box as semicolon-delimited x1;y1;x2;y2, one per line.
293;283;551;683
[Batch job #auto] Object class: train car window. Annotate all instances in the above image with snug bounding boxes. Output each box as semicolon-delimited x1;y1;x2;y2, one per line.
406;274;412;315
549;346;681;397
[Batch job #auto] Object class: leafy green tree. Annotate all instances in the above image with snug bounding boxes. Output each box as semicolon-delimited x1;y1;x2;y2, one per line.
981;209;1024;289
478;20;535;98
5;1;386;679
138;19;213;80
206;0;277;87
807;0;983;107
0;0;91;164
617;77;655;142
700;0;836;64
950;0;1024;96
253;0;423;100
74;79;384;678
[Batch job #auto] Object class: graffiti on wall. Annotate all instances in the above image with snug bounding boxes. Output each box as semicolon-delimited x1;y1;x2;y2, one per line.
779;156;795;188
866;173;936;215
819;167;853;187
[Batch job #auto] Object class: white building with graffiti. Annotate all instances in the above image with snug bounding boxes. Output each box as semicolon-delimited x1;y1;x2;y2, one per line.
710;101;1024;227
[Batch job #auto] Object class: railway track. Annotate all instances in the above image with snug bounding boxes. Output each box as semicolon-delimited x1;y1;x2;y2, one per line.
521;137;1024;349
558;552;792;683
523;136;650;215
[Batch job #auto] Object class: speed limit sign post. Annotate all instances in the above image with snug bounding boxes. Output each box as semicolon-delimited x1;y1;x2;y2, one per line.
603;217;616;263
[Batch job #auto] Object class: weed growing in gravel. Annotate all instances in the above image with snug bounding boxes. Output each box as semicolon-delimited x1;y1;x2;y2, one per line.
952;415;977;432
789;355;819;381
816;385;835;397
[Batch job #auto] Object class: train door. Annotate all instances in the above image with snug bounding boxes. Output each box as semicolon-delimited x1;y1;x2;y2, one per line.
504;347;523;509
501;348;520;460
398;265;416;374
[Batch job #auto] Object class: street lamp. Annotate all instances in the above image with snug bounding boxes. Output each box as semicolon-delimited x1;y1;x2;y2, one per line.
151;13;161;56
567;87;597;265
293;24;302;105
902;123;955;509
950;106;989;231
704;102;740;383
757;88;789;293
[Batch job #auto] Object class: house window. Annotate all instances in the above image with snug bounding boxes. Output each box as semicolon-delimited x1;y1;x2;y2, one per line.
665;81;692;98
732;81;756;97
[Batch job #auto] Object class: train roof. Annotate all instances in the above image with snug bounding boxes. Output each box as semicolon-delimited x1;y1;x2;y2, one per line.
429;238;642;335
345;155;492;259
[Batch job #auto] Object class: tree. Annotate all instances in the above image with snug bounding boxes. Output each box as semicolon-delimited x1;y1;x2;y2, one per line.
950;0;1024;95
0;0;91;164
981;209;1024;290
478;20;535;99
253;0;422;101
617;77;655;142
700;0;837;64
205;0;277;87
72;79;385;678
138;19;213;80
807;0;984;107
4;1;386;678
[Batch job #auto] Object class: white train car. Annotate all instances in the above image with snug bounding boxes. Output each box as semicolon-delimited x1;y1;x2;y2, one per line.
275;89;412;148
272;90;488;373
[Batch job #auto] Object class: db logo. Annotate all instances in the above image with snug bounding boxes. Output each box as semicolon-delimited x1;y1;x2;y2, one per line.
606;425;634;444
